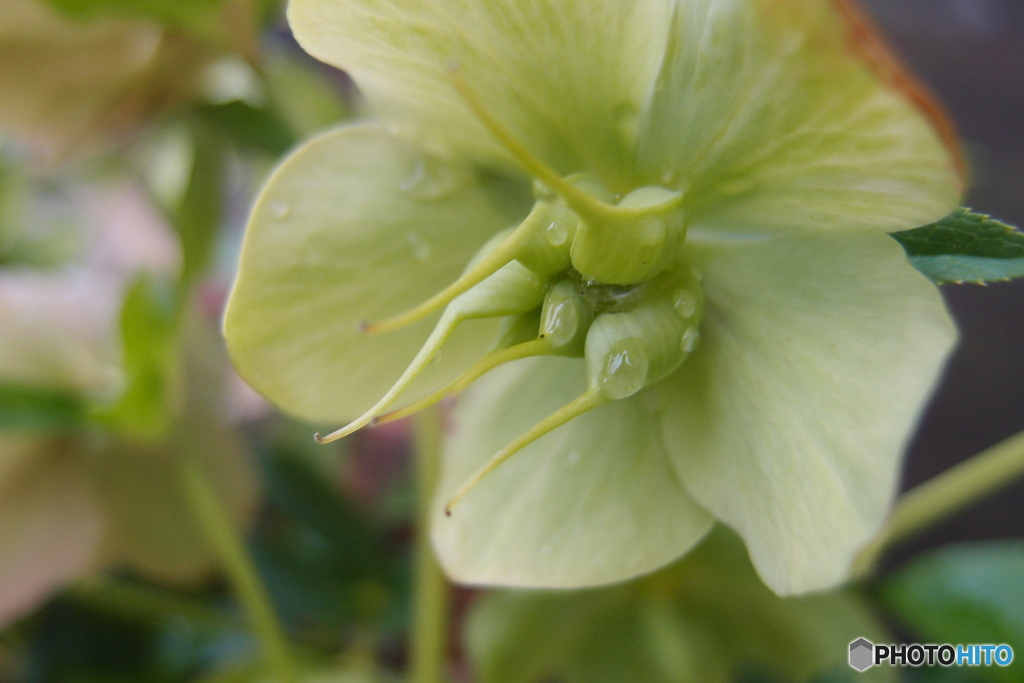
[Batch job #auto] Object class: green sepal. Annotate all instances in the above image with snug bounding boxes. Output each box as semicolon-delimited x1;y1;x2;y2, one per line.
0;383;86;432
892;208;1024;284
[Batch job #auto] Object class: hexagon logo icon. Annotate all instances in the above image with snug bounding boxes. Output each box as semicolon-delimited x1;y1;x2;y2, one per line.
849;638;874;671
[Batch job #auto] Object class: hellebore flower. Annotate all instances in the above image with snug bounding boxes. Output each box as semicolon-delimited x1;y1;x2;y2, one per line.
224;0;963;594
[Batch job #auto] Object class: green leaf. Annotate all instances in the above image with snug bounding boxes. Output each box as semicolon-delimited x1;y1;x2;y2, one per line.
196;101;297;158
98;275;180;440
881;542;1024;683
0;383;86;432
892;208;1024;283
263;52;348;139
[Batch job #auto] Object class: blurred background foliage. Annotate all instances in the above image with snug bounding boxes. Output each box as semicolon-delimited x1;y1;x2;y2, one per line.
0;0;1020;681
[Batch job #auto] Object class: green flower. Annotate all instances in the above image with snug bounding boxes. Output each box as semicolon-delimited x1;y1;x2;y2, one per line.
225;0;963;595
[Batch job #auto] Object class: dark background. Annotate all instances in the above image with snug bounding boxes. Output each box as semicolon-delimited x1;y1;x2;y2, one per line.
862;0;1024;567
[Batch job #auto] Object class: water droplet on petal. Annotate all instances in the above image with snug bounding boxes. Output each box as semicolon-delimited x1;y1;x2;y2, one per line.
613;102;640;145
269;199;290;220
673;289;697;319
545;220;568;247
407;231;432;261
399;157;469;201
680;327;700;354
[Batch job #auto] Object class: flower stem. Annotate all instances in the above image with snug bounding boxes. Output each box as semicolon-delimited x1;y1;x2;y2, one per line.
66;578;240;632
179;454;297;683
855;428;1024;576
411;406;451;683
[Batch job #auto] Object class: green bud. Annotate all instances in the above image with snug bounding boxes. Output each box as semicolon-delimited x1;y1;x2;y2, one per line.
570;185;686;285
585;270;704;403
538;279;592;356
512;200;580;275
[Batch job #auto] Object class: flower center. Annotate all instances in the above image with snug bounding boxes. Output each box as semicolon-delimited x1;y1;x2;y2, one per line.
314;71;706;512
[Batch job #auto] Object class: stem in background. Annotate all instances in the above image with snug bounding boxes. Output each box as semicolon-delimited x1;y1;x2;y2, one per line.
854;428;1024;576
66;578;240;632
411;406;451;683
179;454;297;683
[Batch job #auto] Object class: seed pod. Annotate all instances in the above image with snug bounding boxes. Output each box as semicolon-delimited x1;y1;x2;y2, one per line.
569;185;685;285
316;257;549;443
538;278;592;356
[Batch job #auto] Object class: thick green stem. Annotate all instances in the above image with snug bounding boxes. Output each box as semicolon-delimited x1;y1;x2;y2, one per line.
411;407;451;683
179;455;297;683
855;429;1024;576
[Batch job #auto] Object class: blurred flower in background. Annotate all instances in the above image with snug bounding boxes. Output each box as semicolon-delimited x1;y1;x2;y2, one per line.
0;0;263;160
0;174;257;626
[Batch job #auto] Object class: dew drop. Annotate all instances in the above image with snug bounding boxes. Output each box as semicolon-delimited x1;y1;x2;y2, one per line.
566;449;581;467
613;102;640;144
399;157;469;201
545;220;568;247
660;167;676;185
673;289;697;319
599;338;649;400
407;231;432;261
680;327;700;354
269;199;290;220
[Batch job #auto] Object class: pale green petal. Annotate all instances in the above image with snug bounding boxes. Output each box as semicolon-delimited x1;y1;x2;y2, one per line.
224;123;530;423
288;0;672;189
638;0;961;234
0;437;103;625
660;231;957;595
432;357;713;588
